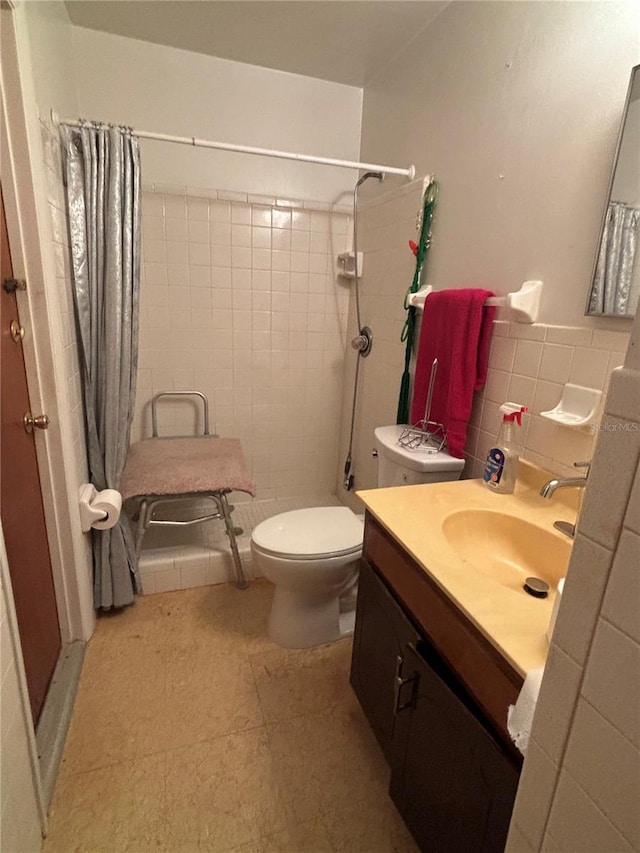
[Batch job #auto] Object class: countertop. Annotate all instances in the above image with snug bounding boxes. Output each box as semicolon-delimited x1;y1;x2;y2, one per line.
356;461;578;678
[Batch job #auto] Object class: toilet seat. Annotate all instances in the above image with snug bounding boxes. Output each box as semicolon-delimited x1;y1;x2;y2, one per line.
251;507;363;561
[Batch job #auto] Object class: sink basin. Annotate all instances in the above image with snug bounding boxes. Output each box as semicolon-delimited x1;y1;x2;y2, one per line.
442;510;571;592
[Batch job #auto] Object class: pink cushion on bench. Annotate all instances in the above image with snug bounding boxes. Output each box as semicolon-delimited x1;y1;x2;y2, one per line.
120;436;256;500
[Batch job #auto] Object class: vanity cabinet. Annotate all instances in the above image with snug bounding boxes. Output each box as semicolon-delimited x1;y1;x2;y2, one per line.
350;557;420;761
390;638;520;852
351;513;522;853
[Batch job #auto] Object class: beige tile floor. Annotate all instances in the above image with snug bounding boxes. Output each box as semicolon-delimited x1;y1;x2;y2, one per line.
44;580;418;853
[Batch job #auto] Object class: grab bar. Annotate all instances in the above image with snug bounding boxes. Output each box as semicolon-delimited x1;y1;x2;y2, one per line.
150;390;210;437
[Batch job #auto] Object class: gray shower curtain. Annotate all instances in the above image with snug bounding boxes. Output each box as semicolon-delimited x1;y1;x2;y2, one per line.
64;124;141;609
589;201;640;316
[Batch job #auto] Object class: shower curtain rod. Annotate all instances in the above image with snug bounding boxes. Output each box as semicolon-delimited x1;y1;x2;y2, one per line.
53;111;415;179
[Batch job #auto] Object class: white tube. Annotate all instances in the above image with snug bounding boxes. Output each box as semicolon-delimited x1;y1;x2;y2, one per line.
55;112;414;178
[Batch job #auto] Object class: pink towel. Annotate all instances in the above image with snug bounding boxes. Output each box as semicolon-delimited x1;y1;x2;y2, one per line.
410;289;496;459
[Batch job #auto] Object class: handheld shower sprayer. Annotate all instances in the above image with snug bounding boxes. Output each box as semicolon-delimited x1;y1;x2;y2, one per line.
355;170;385;190
351;170;384;349
344;170;385;491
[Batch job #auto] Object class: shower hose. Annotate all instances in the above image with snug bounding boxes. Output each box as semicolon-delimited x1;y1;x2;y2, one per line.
343;171;383;490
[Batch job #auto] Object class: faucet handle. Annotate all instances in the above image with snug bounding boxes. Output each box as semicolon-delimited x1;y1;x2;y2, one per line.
573;460;591;471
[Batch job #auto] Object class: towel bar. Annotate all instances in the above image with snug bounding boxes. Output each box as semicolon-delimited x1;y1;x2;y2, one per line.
407;280;543;324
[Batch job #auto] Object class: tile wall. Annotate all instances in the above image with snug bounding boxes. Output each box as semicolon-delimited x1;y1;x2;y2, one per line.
0;567;42;853
466;322;629;479
39;118;88;487
506;360;640;852
137;185;353;501
338;181;423;511
337;179;632;513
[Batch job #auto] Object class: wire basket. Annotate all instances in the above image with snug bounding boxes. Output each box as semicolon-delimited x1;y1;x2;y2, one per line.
398;420;447;453
399;356;447;453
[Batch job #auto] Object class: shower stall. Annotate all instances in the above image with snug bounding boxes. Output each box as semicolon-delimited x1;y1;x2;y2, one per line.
55;113;414;592
133;187;353;590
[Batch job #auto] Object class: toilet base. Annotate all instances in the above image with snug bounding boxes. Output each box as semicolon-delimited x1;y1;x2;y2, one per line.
268;585;356;649
338;609;356;639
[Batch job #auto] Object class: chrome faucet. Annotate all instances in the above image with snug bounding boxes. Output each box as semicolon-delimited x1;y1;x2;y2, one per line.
540;461;590;538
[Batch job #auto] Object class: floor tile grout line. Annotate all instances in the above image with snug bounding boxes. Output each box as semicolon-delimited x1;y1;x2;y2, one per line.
247;642;270;733
61;719;272;780
48;582;414;853
260;696;355;731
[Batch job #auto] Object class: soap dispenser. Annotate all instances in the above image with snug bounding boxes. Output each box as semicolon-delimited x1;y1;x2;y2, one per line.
483;403;529;494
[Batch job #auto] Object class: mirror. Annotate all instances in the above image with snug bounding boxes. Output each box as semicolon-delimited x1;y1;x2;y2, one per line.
586;65;640;318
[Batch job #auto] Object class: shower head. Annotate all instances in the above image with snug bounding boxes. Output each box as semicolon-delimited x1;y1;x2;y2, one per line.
355;171;385;189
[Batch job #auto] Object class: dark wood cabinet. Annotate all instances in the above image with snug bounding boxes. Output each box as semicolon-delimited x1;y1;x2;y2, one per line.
350;558;420;761
390;640;520;853
351;513;522;853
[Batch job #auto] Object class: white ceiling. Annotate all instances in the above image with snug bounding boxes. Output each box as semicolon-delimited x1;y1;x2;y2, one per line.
64;1;448;87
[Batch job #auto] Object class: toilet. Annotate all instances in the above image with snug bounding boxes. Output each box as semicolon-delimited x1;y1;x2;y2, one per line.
251;424;465;648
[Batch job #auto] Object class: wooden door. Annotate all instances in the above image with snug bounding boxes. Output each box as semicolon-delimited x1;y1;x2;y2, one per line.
1;186;61;723
350;559;420;762
390;639;520;853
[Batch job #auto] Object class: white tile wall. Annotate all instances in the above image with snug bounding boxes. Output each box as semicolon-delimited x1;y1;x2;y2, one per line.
563;699;639;845
550;534;613;668
507;364;640;852
580;619;640;747
509;739;558;850
134;185;352;591
136;185;352;504
0;573;42;853
467;321;629;480
545;770;635;853
337;180;424;511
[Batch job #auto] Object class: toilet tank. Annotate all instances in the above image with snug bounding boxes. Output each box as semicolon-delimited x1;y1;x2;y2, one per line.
374;425;465;488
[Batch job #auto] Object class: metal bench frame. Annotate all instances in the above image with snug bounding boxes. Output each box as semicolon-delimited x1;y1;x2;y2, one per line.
132;391;248;589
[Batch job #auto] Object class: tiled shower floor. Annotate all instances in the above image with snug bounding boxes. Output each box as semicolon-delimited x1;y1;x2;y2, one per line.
138;494;343;593
44;581;417;852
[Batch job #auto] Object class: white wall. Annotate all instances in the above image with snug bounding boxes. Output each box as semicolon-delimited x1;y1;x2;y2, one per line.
1;534;42;853
18;0;78;116
12;0;94;640
337;180;425;508
359;0;640;328
1;3;94;846
336;183;631;508
71;28;363;204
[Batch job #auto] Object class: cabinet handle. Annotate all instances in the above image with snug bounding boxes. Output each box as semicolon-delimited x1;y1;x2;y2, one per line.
393;654;417;714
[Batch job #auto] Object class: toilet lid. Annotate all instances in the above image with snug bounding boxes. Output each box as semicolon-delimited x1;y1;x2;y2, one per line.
252;507;364;559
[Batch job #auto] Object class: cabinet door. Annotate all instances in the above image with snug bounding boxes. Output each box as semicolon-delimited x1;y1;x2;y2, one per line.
390;640;520;853
350;559;420;762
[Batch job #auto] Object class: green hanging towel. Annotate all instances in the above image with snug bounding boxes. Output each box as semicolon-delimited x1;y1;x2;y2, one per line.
396;180;439;425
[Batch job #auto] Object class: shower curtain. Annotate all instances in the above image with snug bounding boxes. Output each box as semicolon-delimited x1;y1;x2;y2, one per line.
64;124;141;609
589;201;640;316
